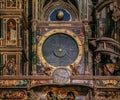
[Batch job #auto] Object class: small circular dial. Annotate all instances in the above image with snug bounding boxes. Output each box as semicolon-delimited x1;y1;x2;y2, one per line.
53;68;71;84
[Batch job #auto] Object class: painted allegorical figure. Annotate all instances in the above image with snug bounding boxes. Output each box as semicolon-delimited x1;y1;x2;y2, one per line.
7;19;17;45
4;57;16;75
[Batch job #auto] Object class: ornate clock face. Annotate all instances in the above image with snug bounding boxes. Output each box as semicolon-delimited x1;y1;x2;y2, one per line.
37;29;83;68
53;68;71;84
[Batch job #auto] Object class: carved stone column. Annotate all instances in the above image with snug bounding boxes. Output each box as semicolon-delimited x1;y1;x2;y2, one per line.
94;53;101;75
112;2;120;40
84;23;89;74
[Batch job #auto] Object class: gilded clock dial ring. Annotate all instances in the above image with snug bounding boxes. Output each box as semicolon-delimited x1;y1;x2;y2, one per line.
37;29;83;68
42;33;79;66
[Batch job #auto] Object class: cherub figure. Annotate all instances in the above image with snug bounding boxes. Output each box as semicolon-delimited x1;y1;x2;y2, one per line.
69;64;82;76
41;63;53;76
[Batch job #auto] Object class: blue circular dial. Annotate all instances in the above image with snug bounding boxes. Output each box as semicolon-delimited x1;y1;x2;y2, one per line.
42;33;79;67
49;8;71;21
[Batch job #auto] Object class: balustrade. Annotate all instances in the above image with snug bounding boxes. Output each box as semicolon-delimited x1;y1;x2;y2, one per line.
96;37;120;57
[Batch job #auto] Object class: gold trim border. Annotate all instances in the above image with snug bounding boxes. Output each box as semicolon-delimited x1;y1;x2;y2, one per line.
37;29;83;68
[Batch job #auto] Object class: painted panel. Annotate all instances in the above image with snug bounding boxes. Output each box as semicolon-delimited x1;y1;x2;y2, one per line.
6;19;17;46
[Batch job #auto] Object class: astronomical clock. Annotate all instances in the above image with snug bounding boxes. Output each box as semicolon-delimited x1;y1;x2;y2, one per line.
32;2;87;79
1;0;120;100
